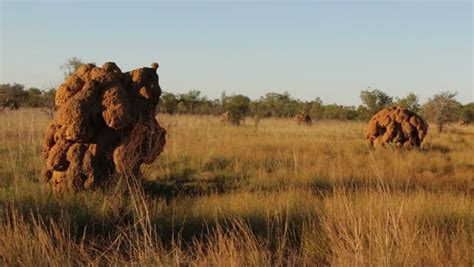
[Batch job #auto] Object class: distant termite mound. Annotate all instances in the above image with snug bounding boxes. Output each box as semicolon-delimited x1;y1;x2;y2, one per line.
365;106;428;148
41;62;166;192
294;112;312;126
459;119;468;126
220;112;230;125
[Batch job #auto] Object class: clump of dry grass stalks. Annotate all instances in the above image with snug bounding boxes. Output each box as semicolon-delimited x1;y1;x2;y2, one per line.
0;109;473;266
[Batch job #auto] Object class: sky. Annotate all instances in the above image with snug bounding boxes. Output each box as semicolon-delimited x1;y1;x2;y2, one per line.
0;0;472;106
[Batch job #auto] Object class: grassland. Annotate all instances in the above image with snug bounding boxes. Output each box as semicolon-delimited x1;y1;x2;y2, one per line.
0;109;472;266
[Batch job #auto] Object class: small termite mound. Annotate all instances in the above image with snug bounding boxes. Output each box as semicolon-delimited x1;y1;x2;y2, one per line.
41;62;166;192
365;106;428;148
220;112;231;125
294;112;312;126
459;119;468;126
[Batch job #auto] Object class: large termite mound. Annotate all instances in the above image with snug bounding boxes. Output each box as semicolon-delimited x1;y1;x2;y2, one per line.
41;62;166;192
365;106;428;148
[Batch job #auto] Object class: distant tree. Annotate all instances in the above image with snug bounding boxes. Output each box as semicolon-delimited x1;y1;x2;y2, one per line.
322;104;357;120
259;92;281;117
60;57;84;78
220;91;228;106
195;96;218;115
0;83;27;109
223;94;251;125
41;88;56;117
459;102;474;123
42;88;56;105
356;105;370;120
179;90;201;114
396;92;420;112
211;99;223;115
360;88;393;116
159;92;179;114
421;91;462;132
249;100;264;117
259;91;299;117
176;101;187;114
26;87;43;107
309;97;324;119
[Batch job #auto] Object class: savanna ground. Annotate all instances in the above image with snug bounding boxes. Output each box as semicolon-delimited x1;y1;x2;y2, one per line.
0;109;472;266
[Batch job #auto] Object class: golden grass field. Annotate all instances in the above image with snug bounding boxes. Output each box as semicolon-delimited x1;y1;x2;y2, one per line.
0;109;473;266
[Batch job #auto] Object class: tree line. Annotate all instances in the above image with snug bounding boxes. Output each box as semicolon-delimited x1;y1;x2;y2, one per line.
1;82;473;130
0;83;55;110
157;89;473;130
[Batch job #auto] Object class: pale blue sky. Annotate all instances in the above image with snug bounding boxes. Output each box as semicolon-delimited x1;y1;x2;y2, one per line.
1;1;472;105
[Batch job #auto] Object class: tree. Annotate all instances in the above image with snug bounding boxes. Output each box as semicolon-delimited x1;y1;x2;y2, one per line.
309;97;324;119
194;96;217;115
60;57;84;78
396;92;420;112
159;92;179;114
356;105;369;120
178;90;201;114
26;87;43;107
360;88;393;116
0;83;27;109
41;88;56;117
259;91;299;117
223;94;250;125
322;104;357;120
459;102;474;123
421;91;462;132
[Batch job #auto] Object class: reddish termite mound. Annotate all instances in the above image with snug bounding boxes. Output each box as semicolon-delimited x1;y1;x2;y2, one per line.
294;112;312;126
365;106;428;148
41;62;166;192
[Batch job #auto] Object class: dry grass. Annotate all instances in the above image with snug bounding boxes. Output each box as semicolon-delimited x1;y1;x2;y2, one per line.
0;109;473;266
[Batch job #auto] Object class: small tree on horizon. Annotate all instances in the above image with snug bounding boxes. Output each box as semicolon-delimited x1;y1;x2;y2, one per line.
360;88;393;117
459;103;474;123
223;94;250;125
396;92;420;112
159;92;179;114
0;83;27;109
178;90;201;114
60;57;85;78
421;91;461;133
